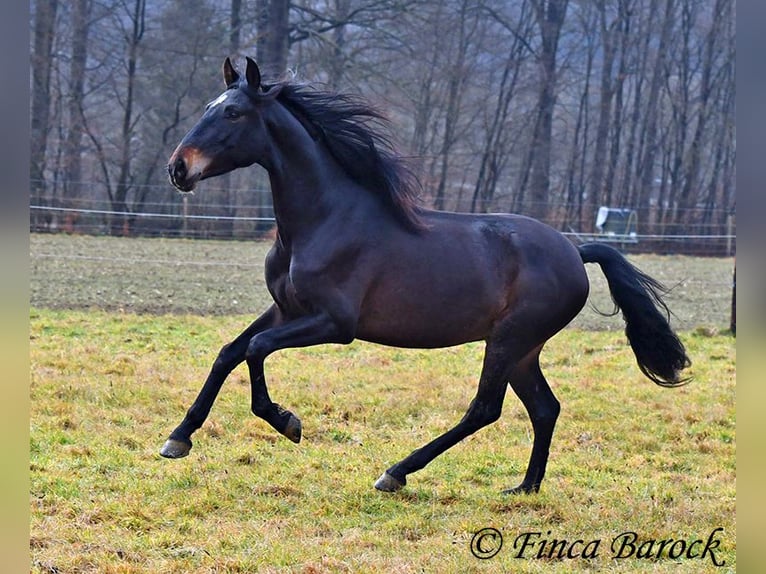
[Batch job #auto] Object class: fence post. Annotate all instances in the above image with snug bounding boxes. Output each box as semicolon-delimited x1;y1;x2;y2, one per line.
182;195;189;238
730;263;736;336
726;213;734;256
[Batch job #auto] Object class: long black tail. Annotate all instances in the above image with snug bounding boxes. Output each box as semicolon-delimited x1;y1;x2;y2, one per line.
579;243;691;387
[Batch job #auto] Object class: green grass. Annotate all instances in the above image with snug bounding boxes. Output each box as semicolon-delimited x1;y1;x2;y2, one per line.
30;308;735;573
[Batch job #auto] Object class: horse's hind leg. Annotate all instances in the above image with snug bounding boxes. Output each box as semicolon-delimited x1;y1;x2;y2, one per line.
374;342;514;492
160;305;282;458
502;354;560;494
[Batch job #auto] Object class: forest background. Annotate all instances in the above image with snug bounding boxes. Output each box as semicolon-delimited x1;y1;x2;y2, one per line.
29;0;735;254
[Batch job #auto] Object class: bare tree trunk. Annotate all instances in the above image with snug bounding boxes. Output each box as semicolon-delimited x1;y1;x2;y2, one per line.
583;0;617;231
677;0;729;231
471;1;533;214
408;3;446;191
254;0;290;231
230;0;242;53
471;49;524;213
527;0;568;222
616;0;656;208
209;0;243;239
328;0;351;90
564;15;594;229
111;0;145;236
716;38;736;235
61;0;90;233
662;0;693;231
257;0;290;80
30;0;59;231
604;0;632;208
634;0;674;233
434;0;475;211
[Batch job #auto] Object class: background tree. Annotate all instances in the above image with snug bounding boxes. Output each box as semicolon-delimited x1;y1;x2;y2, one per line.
257;0;289;79
60;0;90;232
523;0;568;222
30;0;58;231
471;0;535;213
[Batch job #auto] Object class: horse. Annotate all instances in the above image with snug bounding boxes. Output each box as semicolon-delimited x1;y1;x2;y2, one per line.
162;57;690;494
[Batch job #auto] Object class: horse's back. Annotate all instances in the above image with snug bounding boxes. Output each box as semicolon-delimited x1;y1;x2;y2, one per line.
422;210;585;281
353;210;589;348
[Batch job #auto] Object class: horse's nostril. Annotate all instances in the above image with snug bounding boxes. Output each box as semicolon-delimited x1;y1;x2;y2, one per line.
169;156;187;182
176;157;187;177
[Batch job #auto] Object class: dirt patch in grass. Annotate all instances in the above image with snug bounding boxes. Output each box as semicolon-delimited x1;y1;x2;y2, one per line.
30;233;734;331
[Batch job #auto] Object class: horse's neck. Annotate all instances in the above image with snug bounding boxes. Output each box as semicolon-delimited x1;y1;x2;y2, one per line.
263;108;360;240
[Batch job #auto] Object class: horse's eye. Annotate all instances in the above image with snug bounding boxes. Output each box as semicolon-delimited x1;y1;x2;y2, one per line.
224;107;242;120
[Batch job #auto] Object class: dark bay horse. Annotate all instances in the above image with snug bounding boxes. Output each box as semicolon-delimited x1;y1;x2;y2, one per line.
163;57;690;494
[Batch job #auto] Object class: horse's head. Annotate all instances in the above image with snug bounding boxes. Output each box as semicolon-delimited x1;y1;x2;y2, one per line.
168;57;281;192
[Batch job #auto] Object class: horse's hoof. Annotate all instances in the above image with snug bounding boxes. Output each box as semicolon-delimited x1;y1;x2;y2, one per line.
501;484;538;495
374;471;405;492
283;414;302;444
160;438;192;459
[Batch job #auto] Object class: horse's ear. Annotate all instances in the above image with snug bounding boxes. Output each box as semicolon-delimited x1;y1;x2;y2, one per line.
223;57;239;87
245;57;262;90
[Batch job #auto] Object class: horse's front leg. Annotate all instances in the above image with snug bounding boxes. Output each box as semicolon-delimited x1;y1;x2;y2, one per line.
244;311;354;442
160;304;283;458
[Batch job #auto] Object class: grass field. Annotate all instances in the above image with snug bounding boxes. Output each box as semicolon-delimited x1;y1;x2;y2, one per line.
29;234;736;572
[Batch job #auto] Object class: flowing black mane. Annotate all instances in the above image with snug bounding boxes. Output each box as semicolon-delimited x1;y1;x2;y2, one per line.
271;82;424;230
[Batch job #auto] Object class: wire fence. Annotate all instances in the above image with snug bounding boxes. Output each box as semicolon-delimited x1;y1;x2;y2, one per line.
30;202;736;256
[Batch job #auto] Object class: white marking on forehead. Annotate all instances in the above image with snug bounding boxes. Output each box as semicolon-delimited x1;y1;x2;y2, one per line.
209;92;229;108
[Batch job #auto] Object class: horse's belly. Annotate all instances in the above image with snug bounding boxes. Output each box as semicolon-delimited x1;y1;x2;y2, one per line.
356;323;487;349
355;291;500;349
